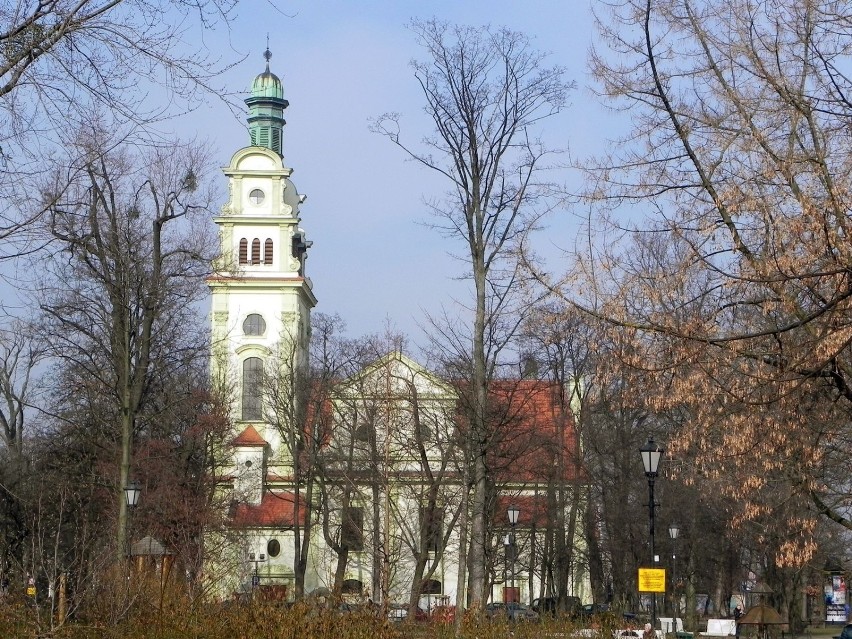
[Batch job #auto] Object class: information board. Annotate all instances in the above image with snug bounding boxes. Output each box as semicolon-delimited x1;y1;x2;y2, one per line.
638;568;667;593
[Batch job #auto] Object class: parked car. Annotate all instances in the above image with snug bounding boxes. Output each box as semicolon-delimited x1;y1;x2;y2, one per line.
485;602;540;621
580;603;611;617
485;602;506;619
506;602;540;622
388;604;427;622
532;596;582;617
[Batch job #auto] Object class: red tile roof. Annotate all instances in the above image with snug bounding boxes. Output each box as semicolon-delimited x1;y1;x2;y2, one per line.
232;425;267;447
494;494;551;528
230;491;307;527
456;380;583;484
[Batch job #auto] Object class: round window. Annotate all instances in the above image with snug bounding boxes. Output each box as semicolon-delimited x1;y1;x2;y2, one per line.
243;314;266;336
267;539;281;558
249;189;265;205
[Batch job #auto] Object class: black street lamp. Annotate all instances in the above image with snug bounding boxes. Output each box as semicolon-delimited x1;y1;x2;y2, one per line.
669;522;680;617
640;437;664;632
123;481;141;562
503;534;512;602
508;504;520;604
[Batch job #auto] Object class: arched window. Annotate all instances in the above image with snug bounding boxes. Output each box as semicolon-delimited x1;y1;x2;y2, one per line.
264;239;273;264
422;579;442;595
239;239;248;265
242;357;263;421
341;507;364;551
251;239;261;264
420;508;443;553
243;314;266;336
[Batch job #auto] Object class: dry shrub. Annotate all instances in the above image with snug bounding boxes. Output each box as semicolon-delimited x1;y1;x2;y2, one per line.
0;599;34;637
0;595;611;639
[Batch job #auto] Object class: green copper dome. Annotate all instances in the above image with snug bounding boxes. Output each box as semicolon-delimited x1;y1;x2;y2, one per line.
251;69;284;100
245;48;288;157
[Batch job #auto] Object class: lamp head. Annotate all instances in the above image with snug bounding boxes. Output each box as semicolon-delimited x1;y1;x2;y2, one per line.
124;480;141;508
507;504;520;526
639;437;664;476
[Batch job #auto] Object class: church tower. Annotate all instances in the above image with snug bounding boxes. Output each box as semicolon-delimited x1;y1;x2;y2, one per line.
209;50;316;499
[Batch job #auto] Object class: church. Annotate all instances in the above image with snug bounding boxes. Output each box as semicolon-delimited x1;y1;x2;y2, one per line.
205;52;590;611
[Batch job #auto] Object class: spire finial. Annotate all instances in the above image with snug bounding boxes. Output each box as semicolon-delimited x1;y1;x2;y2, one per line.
264;36;271;71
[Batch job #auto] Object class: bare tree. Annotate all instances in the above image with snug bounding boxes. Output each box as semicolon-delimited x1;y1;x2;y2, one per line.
0;325;42;466
0;0;244;262
36;128;216;562
262;313;361;599
330;344;464;615
517;304;590;608
373;18;571;609
0;325;44;585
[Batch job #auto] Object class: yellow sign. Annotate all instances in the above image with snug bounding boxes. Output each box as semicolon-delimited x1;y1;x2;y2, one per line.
638;568;666;593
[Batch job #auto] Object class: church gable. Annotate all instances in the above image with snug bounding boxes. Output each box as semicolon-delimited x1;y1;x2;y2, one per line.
337;350;455;400
327;351;457;469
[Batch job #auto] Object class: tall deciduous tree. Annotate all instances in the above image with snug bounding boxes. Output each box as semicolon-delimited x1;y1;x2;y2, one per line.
262;312;359;599
517;304;590;608
0;325;42;466
0;326;43;583
36;129;216;562
0;0;241;261
563;0;852;565
373;18;571;609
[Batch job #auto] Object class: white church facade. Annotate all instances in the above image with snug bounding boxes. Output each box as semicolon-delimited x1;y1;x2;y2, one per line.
206;52;591;611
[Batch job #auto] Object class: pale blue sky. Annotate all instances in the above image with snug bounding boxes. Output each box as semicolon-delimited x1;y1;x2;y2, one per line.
180;1;615;345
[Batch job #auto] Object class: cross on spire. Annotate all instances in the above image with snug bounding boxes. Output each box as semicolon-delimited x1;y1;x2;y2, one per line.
264;36;271;71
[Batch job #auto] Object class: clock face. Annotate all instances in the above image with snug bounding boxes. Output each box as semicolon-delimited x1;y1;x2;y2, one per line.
249;189;265;205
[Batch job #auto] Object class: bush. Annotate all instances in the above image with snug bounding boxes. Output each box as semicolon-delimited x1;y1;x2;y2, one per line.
0;594;631;639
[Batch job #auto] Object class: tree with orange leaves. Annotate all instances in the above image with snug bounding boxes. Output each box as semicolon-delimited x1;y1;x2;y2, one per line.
545;0;852;570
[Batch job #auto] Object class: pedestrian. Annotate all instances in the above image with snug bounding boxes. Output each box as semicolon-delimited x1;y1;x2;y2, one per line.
644;622;655;639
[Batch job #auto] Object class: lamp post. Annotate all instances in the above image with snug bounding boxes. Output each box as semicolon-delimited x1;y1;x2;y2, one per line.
508;504;520;604
503;534;511;603
669;523;680;617
640;437;664;632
